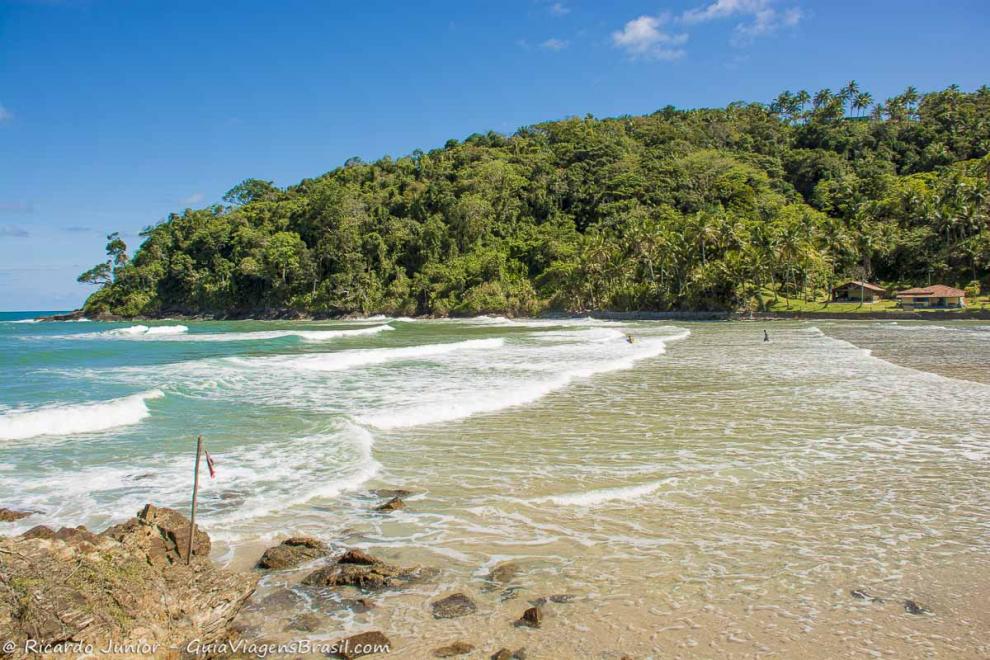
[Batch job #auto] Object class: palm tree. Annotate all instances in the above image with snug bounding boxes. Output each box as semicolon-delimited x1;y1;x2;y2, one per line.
840;80;860;115
794;90;811;122
813;88;834;111
852;91;874;117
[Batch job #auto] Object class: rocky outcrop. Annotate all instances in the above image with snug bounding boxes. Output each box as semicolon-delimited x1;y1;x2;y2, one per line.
0;503;256;656
256;536;329;569
431;593;477;619
302;549;430;590
102;503;211;565
0;508;31;522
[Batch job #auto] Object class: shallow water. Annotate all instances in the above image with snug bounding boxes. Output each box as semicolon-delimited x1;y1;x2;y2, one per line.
1;313;988;657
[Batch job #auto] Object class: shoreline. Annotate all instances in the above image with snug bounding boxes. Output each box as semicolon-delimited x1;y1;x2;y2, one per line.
38;308;990;323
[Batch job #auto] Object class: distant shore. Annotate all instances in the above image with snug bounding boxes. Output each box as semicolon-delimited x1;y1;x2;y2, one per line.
38;307;990;323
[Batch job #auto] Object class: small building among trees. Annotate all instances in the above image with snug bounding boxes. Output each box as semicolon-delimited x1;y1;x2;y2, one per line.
832;281;885;303
896;285;967;309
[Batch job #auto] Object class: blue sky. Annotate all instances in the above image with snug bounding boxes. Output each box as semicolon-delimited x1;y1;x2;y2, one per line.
1;0;988;310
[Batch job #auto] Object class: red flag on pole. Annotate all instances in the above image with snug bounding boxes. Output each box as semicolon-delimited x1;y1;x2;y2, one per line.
205;450;216;479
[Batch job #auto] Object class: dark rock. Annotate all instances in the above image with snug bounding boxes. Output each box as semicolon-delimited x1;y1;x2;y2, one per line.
303;559;427;591
904;599;931;615
0;507;32;522
516;606;542;628
257;588;306;610
21;525;56;540
433;641;475;657
485;562;520;589
54;526;102;550
374;497;405;512
20;525;101;550
285;612;323;632
257;536;329;570
491;650;526;660
339;548;380;565
330;630;392;658
431;593;478;619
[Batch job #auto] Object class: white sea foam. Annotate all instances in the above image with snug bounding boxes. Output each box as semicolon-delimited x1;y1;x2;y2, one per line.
237;337;504;372
163;323;393;342
881;322;948;331
0;390;164;441
456;315;628;328
71;323;392;342
358;332;684;429
102;324;189;337
532;478;676;507
207;423;381;525
9;318;39;324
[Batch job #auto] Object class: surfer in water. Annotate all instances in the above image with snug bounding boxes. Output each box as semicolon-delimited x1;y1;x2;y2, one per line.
763;329;769;343
626;334;636;344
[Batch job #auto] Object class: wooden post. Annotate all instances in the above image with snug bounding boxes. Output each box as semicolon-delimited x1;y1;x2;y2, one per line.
187;435;203;565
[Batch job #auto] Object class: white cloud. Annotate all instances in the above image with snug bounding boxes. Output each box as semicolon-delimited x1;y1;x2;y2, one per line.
682;0;768;23
541;37;569;51
0;104;12;123
548;2;569;16
611;15;688;61
681;0;802;45
180;192;205;205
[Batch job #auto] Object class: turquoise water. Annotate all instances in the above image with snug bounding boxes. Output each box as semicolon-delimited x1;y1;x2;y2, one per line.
3;312;990;655
0;312;685;545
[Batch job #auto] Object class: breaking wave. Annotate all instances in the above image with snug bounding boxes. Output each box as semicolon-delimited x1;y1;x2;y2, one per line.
102;324;189;337
236;337;504;372
358;331;686;429
70;323;393;342
0;390;164;441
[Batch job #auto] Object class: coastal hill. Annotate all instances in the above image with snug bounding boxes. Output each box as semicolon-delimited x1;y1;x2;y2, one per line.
79;83;990;318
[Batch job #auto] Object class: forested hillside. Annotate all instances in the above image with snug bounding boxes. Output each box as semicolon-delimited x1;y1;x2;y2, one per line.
80;83;990;317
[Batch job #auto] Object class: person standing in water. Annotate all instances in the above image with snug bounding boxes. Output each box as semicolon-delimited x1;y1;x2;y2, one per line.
764;329;769;342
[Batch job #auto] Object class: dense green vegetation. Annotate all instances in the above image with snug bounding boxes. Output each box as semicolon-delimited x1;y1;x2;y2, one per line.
81;83;990;317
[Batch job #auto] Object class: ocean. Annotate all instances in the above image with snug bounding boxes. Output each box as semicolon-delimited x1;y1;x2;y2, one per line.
1;312;988;656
